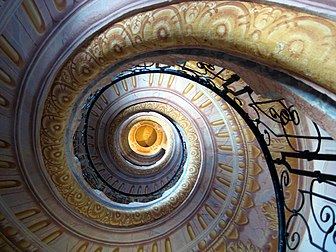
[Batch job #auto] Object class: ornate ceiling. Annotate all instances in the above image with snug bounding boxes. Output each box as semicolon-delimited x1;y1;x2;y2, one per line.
0;0;335;251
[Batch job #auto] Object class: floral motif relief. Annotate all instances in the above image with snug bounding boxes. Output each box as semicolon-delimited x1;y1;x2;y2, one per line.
227;239;262;252
52;1;335;91
261;198;280;251
261;197;278;233
40;1;336;226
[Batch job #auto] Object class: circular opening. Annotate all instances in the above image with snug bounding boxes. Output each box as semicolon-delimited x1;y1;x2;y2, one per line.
135;125;157;147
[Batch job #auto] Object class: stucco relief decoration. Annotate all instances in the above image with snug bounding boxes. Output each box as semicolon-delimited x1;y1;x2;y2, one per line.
36;0;336;250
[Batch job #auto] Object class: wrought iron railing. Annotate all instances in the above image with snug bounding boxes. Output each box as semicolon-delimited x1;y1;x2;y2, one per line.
74;79;188;204
74;61;336;251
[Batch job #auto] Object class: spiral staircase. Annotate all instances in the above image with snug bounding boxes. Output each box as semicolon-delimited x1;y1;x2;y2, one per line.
0;1;336;251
